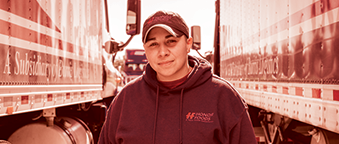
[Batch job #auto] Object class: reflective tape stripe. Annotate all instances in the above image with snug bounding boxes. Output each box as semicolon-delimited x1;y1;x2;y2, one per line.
295;87;303;96
333;90;339;101
0;90;102;117
231;81;339;101
312;89;321;98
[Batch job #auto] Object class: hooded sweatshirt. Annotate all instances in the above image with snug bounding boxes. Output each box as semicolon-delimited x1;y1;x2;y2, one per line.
98;55;257;144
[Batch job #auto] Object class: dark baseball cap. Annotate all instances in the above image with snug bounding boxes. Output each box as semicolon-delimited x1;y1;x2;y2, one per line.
142;10;189;43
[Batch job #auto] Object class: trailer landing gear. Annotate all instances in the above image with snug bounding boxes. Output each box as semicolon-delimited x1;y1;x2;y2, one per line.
309;129;339;144
259;110;312;144
258;110;339;144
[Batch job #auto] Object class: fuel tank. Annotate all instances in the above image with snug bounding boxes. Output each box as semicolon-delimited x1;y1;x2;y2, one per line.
8;117;93;144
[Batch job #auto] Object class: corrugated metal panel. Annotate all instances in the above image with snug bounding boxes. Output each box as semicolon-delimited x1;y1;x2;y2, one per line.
219;0;339;82
219;0;339;134
0;0;104;117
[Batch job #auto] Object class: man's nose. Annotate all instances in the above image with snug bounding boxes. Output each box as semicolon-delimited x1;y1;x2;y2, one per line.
158;44;170;57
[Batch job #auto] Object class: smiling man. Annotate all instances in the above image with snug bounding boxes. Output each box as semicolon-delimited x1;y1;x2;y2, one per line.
98;10;257;144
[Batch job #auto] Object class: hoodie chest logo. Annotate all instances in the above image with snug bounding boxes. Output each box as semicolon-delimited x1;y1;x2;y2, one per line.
185;112;214;123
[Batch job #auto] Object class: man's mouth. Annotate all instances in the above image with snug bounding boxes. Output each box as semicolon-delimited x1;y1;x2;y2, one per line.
158;60;174;66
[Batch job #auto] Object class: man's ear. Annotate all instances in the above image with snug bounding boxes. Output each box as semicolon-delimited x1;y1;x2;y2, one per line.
186;37;193;53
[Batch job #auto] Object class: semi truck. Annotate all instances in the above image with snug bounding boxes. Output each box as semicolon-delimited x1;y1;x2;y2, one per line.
209;0;339;143
123;49;147;84
0;0;140;143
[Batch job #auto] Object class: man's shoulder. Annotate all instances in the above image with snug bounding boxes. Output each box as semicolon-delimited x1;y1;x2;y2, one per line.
209;74;247;108
210;74;234;89
116;75;146;100
123;75;145;89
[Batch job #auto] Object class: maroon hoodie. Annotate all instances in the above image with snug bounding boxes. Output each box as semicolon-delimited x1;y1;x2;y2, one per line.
98;55;257;144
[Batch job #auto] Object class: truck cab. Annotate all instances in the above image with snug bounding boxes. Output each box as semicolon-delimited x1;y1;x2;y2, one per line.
123;49;147;83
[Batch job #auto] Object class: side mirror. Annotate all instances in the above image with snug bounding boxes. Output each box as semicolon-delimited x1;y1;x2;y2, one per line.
105;0;141;54
191;26;201;50
126;0;141;35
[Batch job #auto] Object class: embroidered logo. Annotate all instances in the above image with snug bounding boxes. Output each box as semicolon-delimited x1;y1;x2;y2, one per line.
147;15;172;24
186;112;214;123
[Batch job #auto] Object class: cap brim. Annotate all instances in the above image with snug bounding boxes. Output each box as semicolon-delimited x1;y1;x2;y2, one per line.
143;24;177;43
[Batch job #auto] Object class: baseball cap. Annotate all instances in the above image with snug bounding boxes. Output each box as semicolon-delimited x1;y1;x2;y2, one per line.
142;10;189;43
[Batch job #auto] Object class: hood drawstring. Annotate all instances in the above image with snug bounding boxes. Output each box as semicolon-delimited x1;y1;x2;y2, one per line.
179;89;184;144
153;87;185;144
153;86;160;144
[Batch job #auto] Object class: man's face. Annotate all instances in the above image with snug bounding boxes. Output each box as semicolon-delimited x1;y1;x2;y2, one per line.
143;27;192;81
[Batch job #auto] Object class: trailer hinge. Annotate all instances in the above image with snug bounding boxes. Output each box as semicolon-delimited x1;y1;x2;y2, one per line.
43;108;56;127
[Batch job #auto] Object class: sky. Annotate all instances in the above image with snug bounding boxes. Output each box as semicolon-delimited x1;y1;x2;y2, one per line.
107;0;216;59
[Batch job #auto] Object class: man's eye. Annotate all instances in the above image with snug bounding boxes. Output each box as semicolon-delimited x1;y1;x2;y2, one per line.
168;39;177;43
166;39;177;46
148;42;158;47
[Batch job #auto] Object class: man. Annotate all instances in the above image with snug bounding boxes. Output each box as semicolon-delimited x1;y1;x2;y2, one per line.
98;10;257;144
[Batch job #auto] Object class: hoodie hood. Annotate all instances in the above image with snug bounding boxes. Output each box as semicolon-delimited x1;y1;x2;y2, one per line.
143;55;212;91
